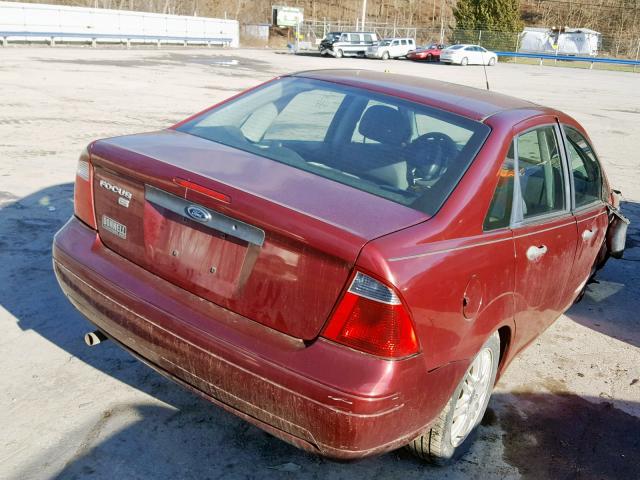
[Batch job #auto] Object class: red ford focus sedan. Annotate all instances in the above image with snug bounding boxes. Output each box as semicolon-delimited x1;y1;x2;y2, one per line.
407;43;446;61
53;70;626;464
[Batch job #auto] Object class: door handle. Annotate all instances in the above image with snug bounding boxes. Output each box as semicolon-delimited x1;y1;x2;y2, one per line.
582;228;596;241
526;245;548;262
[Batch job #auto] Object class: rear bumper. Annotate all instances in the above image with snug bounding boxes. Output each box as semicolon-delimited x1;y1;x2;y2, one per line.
52;216;463;459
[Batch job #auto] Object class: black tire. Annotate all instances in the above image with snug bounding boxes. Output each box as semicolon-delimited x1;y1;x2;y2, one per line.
335;49;343;58
407;332;500;465
488;57;496;66
382;51;390;60
426;54;433;62
460;57;468;66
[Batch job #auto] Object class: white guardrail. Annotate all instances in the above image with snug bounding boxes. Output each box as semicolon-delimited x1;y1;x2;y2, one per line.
0;1;239;47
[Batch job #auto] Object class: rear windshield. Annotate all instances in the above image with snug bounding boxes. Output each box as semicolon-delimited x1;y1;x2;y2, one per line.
177;77;490;216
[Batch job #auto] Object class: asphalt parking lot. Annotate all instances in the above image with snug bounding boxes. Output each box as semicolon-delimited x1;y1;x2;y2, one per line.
1;47;638;479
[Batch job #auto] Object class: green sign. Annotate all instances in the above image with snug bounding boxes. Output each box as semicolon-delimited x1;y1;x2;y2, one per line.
273;5;303;27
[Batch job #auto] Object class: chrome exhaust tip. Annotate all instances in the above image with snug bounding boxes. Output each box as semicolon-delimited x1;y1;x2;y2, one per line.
84;330;108;346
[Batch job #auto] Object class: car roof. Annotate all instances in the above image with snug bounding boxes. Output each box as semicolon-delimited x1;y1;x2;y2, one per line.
290;69;554;122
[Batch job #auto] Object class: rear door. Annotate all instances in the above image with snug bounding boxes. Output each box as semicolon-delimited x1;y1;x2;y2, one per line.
562;125;609;297
390;39;401;57
511;122;578;350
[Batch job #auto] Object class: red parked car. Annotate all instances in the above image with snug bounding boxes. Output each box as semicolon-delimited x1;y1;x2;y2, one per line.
53;70;626;464
407;43;446;61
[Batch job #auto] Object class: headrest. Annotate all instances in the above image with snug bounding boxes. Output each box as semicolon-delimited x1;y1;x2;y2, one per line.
358;105;411;145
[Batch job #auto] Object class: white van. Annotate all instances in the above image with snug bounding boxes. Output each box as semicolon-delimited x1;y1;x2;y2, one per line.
366;38;416;59
319;32;379;58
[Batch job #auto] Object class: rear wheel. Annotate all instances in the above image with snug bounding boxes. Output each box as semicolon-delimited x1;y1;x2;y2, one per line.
460;57;469;66
335;49;343;58
488;57;496;66
407;332;499;465
382;51;390;60
426;54;433;62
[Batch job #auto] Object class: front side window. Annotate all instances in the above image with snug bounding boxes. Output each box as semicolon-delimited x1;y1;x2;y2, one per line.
564;126;604;208
364;34;373;43
401;39;407;45
176;77;490;216
516;126;566;220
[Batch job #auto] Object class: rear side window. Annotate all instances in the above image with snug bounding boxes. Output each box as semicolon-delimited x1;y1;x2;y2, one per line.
401;40;407;45
516;126;565;219
364;34;373;43
484;143;515;230
350;34;361;43
176;77;490;216
564;126;604;207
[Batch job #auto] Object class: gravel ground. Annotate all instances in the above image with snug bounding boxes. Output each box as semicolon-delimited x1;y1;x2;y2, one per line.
0;47;638;480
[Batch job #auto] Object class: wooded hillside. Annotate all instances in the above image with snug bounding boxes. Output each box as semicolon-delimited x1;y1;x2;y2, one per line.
14;0;640;39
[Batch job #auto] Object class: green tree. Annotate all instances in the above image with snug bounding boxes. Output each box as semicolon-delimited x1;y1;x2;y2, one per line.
453;0;524;32
452;0;523;50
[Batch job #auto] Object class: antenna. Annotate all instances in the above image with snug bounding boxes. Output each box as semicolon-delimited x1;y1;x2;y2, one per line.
481;51;490;91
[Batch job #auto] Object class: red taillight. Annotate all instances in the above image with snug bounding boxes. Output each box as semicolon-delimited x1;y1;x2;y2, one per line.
322;272;419;359
74;148;96;229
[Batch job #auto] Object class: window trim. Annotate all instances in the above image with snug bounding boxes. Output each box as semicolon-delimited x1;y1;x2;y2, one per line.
558;123;606;213
509;123;573;228
482;140;515;232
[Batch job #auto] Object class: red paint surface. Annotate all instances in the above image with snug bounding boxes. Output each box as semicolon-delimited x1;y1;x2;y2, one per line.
407;45;444;61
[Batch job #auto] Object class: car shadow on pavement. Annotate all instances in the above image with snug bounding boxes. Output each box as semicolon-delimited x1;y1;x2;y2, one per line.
0;183;216;409
1;186;637;479
23;393;640;480
566;200;640;349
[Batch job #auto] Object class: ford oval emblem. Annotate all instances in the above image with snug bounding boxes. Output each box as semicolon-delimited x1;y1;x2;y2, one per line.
185;205;211;223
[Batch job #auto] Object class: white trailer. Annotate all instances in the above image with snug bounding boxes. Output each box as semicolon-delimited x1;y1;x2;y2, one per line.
519;27;601;56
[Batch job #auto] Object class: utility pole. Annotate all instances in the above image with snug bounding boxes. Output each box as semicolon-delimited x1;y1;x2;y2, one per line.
439;0;445;44
361;0;367;32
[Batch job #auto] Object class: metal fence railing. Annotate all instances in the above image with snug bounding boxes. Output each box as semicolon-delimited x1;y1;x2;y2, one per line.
301;21;640;63
0;1;239;48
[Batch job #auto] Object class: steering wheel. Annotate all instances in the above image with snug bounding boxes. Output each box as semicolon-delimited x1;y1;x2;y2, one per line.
406;132;459;187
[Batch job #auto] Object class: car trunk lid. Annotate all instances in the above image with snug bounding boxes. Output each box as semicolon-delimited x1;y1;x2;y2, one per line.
90;130;428;340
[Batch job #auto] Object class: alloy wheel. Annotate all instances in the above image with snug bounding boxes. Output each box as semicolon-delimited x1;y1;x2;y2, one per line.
450;347;494;447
